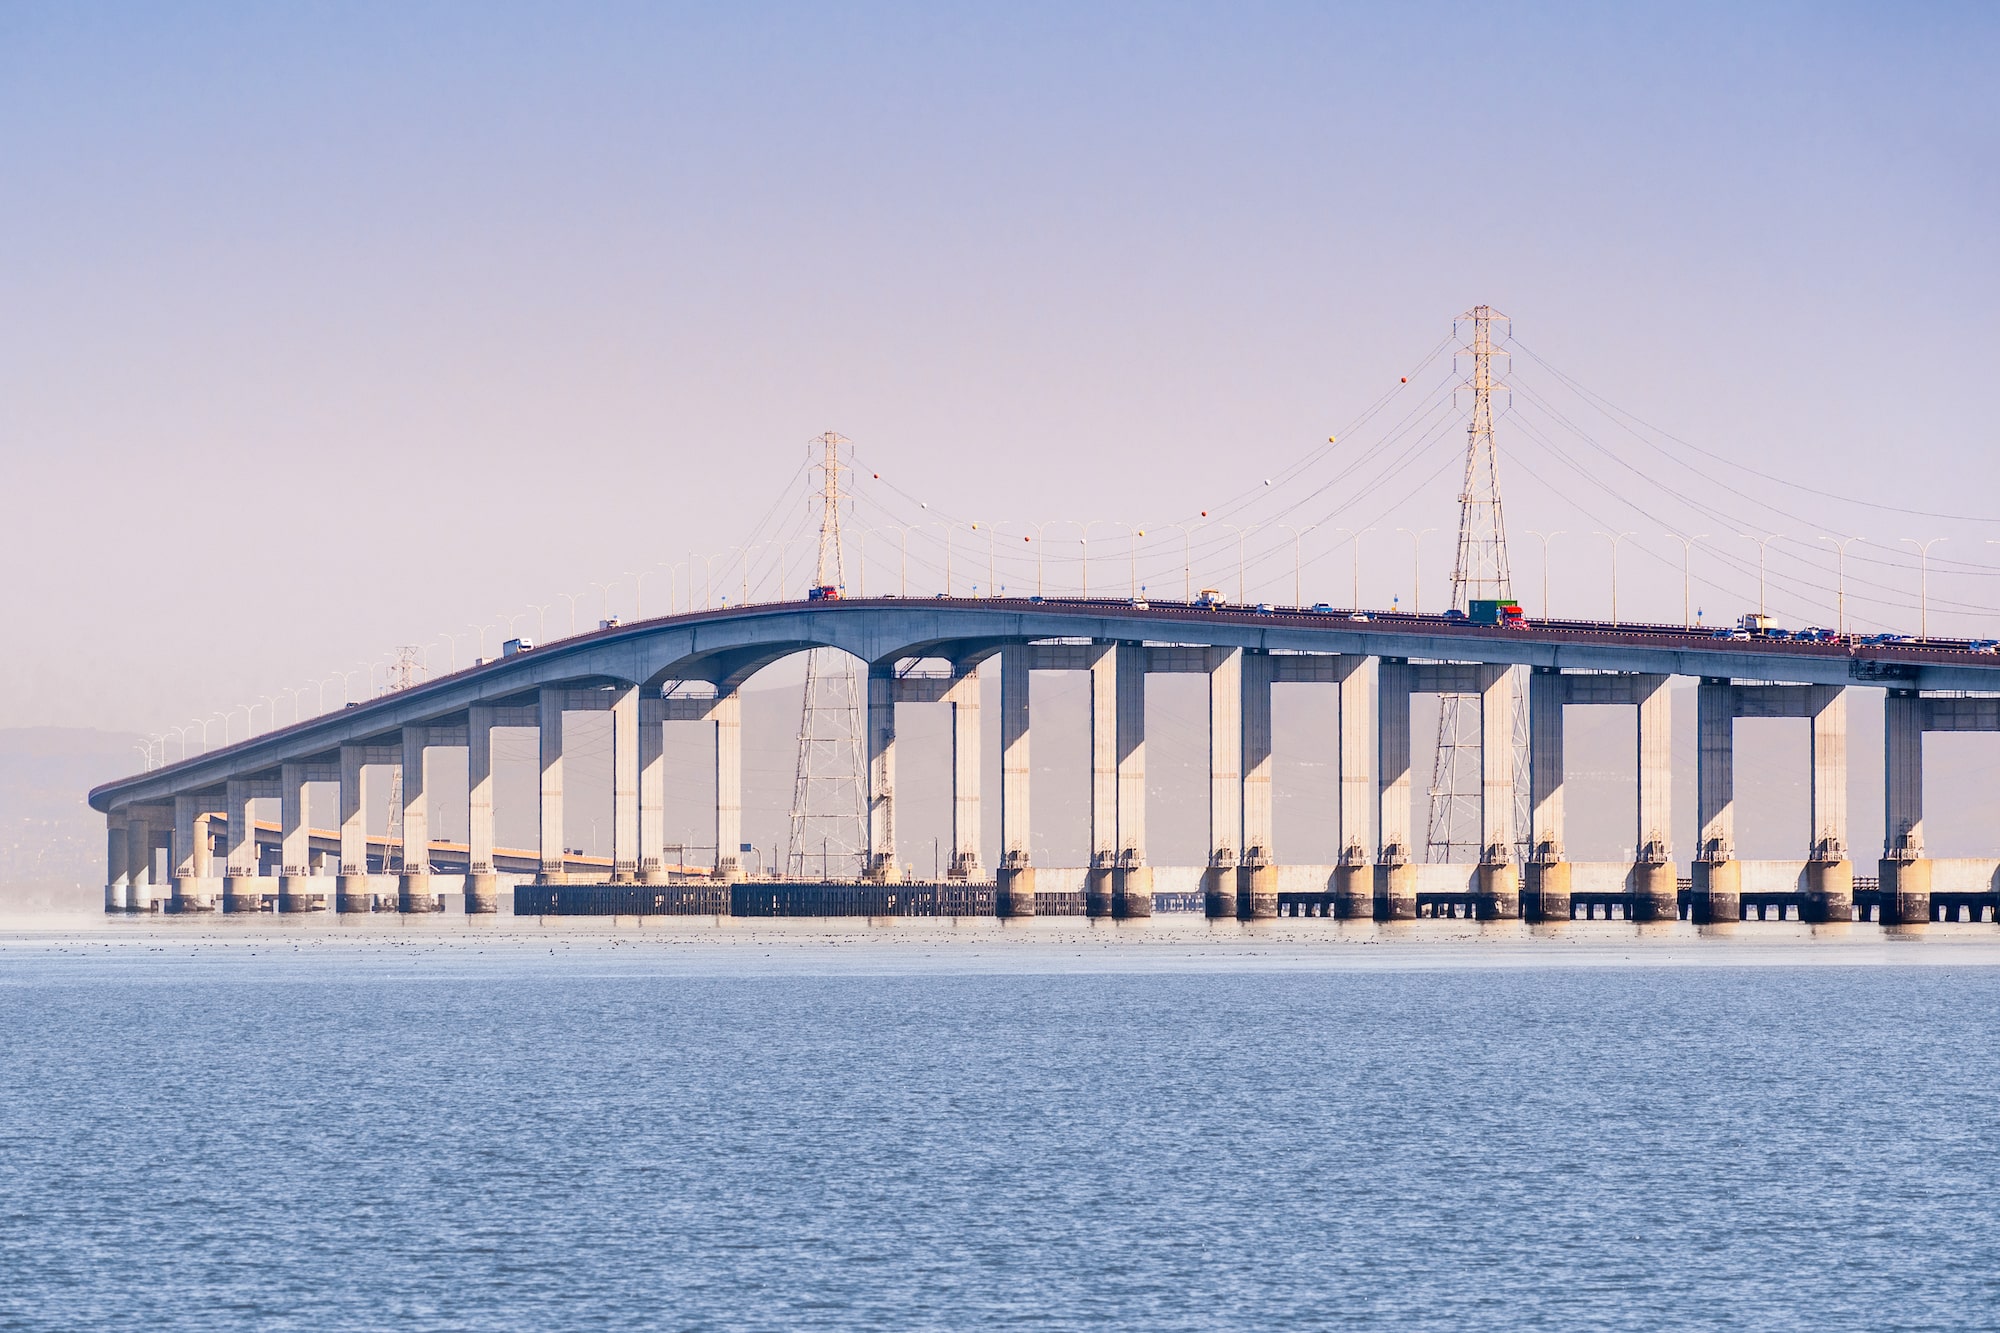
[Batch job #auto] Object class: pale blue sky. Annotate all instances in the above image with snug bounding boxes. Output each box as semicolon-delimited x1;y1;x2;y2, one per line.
2;3;1995;730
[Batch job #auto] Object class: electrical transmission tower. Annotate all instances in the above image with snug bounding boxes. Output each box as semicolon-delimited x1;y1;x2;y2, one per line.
1424;306;1530;864
785;432;869;879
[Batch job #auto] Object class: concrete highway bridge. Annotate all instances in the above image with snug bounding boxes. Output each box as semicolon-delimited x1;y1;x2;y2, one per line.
88;595;2000;925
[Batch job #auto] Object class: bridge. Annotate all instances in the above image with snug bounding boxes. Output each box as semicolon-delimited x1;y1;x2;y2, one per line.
89;592;2000;926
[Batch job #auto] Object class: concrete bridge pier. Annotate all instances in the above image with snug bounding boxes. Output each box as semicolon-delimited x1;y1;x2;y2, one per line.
104;812;129;912
222;778;264;913
1111;643;1151;918
1872;690;2000;924
1084;644;1117;917
1376;659;1418;920
1236;649;1276;919
466;703;501;911
996;645;1035;917
1203;647;1241;919
1475;664;1519;919
1334;657;1376;919
397;727;438;913
278;761;323;912
169;793;214;913
336;743;374;912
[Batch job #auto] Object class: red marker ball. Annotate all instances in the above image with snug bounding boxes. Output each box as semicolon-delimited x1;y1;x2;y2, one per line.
1400;376;1408;383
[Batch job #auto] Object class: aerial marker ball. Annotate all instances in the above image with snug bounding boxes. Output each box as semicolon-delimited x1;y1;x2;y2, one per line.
1400;376;1407;383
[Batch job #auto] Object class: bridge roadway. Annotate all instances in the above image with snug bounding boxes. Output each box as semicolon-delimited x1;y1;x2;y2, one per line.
89;595;2000;925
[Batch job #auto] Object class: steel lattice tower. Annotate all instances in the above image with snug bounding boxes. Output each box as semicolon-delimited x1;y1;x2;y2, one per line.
785;432;869;879
1424;307;1530;864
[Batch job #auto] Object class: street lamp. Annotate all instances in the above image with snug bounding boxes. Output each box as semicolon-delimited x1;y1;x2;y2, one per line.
1662;532;1706;630
559;592;585;634
1396;527;1436;614
1737;532;1784;620
1221;523;1260;604
1593;531;1637;627
469;623;495;661
1027;522;1062;598
1275;522;1314;608
926;521;955;597
1819;535;1864;638
970;522;1000;598
1525;530;1565;620
1164;520;1203;602
1902;537;1947;640
1116;523;1147;598
589;580;615;625
1331;527;1375;610
1071;521;1112;598
528;604;551;641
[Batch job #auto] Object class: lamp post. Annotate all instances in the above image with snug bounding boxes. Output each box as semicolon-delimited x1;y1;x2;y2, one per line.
1165;521;1202;602
1737;532;1784;620
1331;527;1375;610
589;580;615;625
926;521;955;597
1593;531;1637;627
622;570;644;617
1222;523;1260;604
1275;523;1313;607
1902;537;1947;640
970;522;1000;597
469;623;495;661
1662;532;1706;630
1525;530;1565;619
1116;523;1147;598
1397;527;1436;614
528;604;551;641
1819;535;1864;638
1071;521;1111;598
1028;522;1061;598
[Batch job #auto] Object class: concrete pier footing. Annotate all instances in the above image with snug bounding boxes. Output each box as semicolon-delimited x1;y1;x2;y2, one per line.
465;872;501;914
1084;866;1114;918
1478;863;1520;920
1235;862;1278;920
1201;865;1237;919
335;873;375;913
171;879;216;913
1379;863;1419;920
222;877;263;913
1691;860;1741;925
1333;863;1375;919
1524;861;1570;922
398;873;440;913
995;865;1036;918
277;876;324;913
1633;862;1678;922
1112;865;1153;919
1806;859;1853;923
1880;858;1931;925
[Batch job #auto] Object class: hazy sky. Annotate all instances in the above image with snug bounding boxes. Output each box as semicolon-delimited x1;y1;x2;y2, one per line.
3;3;1996;735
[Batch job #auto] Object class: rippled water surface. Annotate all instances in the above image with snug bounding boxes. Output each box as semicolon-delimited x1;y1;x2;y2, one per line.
4;933;1999;1330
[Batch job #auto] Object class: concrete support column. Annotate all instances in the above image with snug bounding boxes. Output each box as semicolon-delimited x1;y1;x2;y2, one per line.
637;697;666;886
1237;649;1277;920
337;745;371;911
865;664;898;882
104;812;129;912
1112;643;1151;918
1525;669;1569;922
1086;643;1116;916
1806;684;1852;921
1633;674;1677;920
1881;690;1929;924
1376;658;1416;919
466;702;500;910
947;668;982;879
279;762;319;912
129;810;161;912
1477;664;1519;918
399;727;437;912
996;645;1035;916
1203;647;1242;919
610;685;640;882
1334;656;1377;918
713;689;743;882
1692;679;1740;924
223;778;261;913
538;688;566;884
